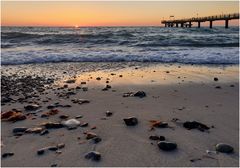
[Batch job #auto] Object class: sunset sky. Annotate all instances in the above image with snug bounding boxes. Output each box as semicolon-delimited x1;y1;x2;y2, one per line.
1;1;239;27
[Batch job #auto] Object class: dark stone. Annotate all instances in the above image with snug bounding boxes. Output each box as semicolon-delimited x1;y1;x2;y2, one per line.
80;122;88;127
59;115;69;119
215;86;221;89
214;77;218;81
183;121;210;131
92;137;102;144
149;135;160;140
47;104;55;109
230;84;235;87
65;79;76;84
123;117;138;126
51;164;58;167
216;143;234;153
37;148;45;155
12;127;28;134
48;146;58;151
42;122;63;129
158;141;177;151
159;136;166;141
106;85;111;89
85;151;101;161
2;152;14;158
133;91;146;98
106;111;113;117
96;77;101;80
40;129;49;136
75;115;83;119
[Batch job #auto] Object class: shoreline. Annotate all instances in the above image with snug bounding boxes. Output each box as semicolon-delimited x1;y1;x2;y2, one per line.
1;62;239;167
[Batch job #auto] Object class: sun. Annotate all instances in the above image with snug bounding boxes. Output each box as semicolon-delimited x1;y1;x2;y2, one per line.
74;25;79;28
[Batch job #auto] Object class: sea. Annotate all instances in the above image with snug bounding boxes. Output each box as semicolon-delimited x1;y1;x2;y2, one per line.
1;26;239;65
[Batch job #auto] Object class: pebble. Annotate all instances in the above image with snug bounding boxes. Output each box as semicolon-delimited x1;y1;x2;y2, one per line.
65;79;76;83
158;141;177;151
183;121;210;132
24;104;40;111
96;77;101;80
86;132;97;139
85;151;101;161
51;164;58;167
57;143;65;149
123;117;138;126
25;127;44;133
215;143;234;153
2;152;14;158
214;77;218;81
62;119;80;129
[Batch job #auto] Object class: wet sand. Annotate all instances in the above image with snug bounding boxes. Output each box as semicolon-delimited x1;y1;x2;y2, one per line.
1;63;239;167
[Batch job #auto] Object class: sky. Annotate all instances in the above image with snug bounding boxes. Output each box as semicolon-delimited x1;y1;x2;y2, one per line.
1;1;239;27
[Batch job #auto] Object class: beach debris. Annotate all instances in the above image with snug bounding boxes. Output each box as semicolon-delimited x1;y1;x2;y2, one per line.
123;117;138;126
81;81;87;84
158;141;177;151
57;143;65;149
71;99;90;104
215;86;221;89
123;91;146;98
149;135;165;141
41;109;59;118
96;77;101;80
85;132;97;139
62;119;80;129
106;111;113;117
1;111;26;122
24;104;40;111
80;122;88;127
65;79;76;84
230;84;235;87
206;150;217;155
40;122;63;129
213;77;219;81
85;151;101;161
59;115;69;119
149;120;168;129
183;121;210;132
12;127;28;134
82;87;88;91
215;143;234;153
25;127;44;134
119;75;123;77
2;152;14;158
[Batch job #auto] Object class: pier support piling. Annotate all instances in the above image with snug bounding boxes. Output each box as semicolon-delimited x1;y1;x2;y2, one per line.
209;21;213;28
189;22;192;28
181;23;184;27
198;22;201;28
225;20;229;28
176;23;178;27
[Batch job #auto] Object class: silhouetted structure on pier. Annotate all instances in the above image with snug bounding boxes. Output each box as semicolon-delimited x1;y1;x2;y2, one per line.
162;13;239;28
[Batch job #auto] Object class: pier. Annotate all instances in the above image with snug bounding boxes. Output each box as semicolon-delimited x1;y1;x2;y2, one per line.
161;13;239;28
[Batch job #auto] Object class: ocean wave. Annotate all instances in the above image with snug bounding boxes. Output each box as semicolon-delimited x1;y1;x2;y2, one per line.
1;26;239;65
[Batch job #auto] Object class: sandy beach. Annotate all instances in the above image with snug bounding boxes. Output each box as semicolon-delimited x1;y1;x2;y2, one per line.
1;62;239;167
